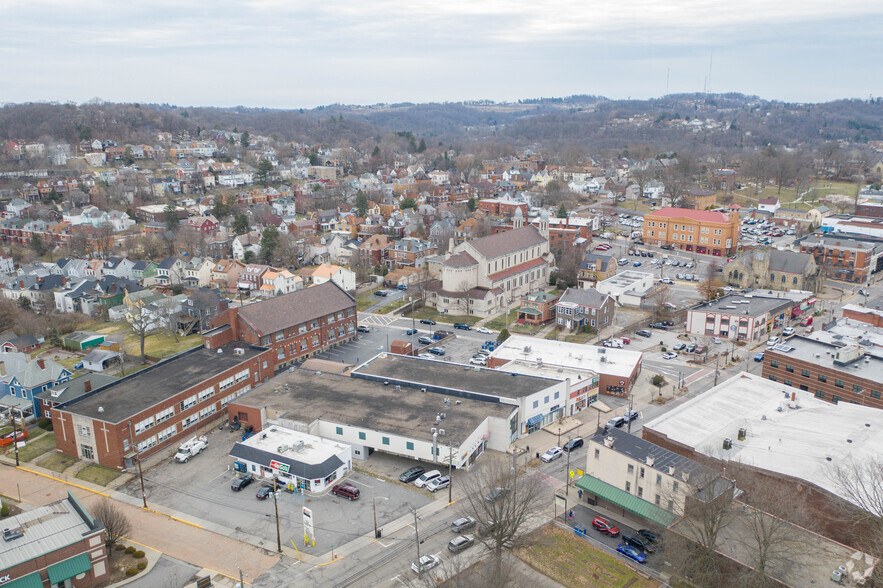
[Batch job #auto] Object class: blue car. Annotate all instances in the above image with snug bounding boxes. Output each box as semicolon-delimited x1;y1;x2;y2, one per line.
406;329;418;335
633;262;642;267
754;352;764;362
616;543;647;564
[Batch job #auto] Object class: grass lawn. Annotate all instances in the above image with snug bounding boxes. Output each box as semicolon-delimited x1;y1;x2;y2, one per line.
402;307;481;326
76;464;123;486
484;310;518;331
57;356;82;372
123;331;202;359
17;433;56;462
378;297;410;314
82;320;130;336
356;287;382;311
564;330;597;344
38;452;78;473
517;525;658;588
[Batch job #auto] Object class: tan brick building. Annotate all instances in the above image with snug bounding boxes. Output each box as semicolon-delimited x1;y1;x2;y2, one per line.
642;207;739;257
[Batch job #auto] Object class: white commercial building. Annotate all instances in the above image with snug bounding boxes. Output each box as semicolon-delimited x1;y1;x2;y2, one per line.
642;372;883;511
229;425;352;493
488;335;643;397
595;271;656;307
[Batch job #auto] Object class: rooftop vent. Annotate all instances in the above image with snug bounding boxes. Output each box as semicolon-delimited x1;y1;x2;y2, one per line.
98;406;104;413
217;349;223;354
2;527;24;542
604;436;615;448
646;455;655;467
233;347;245;355
668;465;675;475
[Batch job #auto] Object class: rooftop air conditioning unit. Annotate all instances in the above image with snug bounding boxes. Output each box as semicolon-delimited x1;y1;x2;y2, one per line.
431;427;437;435
439;429;445;436
233;347;245;355
604;436;615;448
723;438;733;450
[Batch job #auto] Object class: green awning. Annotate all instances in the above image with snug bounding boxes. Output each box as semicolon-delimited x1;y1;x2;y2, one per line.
4;572;44;588
575;475;677;527
517;307;542;316
47;553;92;584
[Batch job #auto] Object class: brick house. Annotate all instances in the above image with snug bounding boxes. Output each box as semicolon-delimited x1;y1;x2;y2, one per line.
208;281;357;369
50;341;274;469
798;235;883;284
578;253;617;287
515;291;559;325
554;288;614;332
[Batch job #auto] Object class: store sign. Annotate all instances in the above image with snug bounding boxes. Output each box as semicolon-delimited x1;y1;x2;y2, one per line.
0;575;12;584
303;507;314;537
270;460;289;473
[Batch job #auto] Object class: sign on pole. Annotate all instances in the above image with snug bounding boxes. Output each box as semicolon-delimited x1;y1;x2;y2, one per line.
303;506;314;540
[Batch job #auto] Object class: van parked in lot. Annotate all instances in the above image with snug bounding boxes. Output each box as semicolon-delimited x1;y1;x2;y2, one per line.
415;470;441;488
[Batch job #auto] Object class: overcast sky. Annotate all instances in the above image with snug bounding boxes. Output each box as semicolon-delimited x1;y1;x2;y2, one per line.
2;0;882;108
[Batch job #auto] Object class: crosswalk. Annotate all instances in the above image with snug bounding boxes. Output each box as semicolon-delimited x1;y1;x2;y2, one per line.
359;314;398;326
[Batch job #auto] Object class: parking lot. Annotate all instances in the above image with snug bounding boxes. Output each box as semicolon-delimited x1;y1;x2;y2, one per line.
568;504;667;573
315;318;497;367
124;427;432;553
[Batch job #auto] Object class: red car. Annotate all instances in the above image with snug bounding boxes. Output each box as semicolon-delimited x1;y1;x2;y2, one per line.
800;316;813;327
0;429;28;447
592;516;620;537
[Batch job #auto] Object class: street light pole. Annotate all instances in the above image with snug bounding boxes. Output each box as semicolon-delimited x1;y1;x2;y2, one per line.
564;436;572;497
11;409;20;466
372;490;378;538
412;508;422;577
273;478;282;553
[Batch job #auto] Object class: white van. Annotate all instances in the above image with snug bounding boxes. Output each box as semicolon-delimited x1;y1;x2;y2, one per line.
414;470;441;488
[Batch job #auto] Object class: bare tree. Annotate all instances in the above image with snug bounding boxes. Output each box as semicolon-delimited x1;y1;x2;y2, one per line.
829;457;883;584
457;456;544;585
649;283;674;320
127;301;154;364
93;220;115;259
91;499;132;551
698;278;724;301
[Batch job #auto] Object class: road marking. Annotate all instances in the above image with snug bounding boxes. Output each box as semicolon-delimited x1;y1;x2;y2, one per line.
375;539;392;548
390;574;407;585
530;471;564;489
209;469;230;483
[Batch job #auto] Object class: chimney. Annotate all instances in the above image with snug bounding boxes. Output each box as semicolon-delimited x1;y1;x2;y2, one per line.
791;392;796;402
36;359;45;370
84;380;92;393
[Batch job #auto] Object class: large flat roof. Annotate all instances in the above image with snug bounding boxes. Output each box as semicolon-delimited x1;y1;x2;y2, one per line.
352;353;560;400
767;335;883;377
488;335;642;379
0;492;102;570
233;367;516;444
642;372;883;510
691;293;792;317
61;342;266;423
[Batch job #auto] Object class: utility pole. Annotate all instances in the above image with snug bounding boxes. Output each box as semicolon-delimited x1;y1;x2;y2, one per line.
448;445;454;504
372;490;378;538
564;437;572;497
413;508;422;577
626;391;635;433
128;421;148;508
713;353;720;386
272;478;282;553
11;410;20;466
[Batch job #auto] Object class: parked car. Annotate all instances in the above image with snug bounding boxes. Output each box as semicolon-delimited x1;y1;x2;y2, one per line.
562;437;584;452
418;336;433;345
406;328;418;335
0;429;28;447
231;475;254;491
712;337;722;344
469;357;487;366
397;284;408;290
420;319;436;325
635;330;652;338
428;347;446;356
660;278;674;284
448;534;475;553
541;447;563;462
617;543;647;564
624;410;639;422
592;516;620;537
453;323;471;330
694;345;707;354
604;416;626;430
411;554;440;574
256;485;273;500
418;353;434;359
414;470;441;488
374;290;389;297
649;322;667;330
484;487;509;502
754;351;765;362
633;262;642;267
686;343;697;353
661;351;676;360
767;337;779;347
331;483;361;500
783;327;796;336
477;520;496;536
399;466;426;483
476;327;493;334
672;343;686;351
638;529;660;543
426;475;450;493
357;325;371;333
624;533;655;553
451;516;477;533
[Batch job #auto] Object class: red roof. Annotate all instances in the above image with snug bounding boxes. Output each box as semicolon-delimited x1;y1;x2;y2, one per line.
487;257;547;282
645;207;730;223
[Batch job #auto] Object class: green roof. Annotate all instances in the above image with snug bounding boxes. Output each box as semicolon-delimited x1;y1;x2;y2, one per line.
517;307;542;316
47;553;92;584
575;475;677;527
4;573;43;588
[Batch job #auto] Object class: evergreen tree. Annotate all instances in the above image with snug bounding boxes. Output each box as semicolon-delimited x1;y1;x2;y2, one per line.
355;191;369;217
232;213;250;236
260;226;280;264
240;131;250;148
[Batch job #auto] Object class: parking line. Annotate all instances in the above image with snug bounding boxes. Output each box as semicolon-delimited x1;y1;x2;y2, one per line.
375;539;392;548
209;469;230;483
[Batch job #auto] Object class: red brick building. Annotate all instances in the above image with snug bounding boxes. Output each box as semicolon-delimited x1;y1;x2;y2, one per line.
208;281;358;369
0;492;109;587
477;197;529;217
50;341;274;469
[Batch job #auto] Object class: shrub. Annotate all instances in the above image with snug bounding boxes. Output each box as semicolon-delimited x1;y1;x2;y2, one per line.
38;418;52;429
125;546;136;554
133;550;145;559
661;346;667;352
114;544;126;551
125;568;139;577
136;562;146;570
1;505;10;517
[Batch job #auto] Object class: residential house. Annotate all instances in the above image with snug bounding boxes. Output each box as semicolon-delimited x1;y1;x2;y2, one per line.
6;198;32;217
683;186;717;210
238;264;270;292
35;374;119;419
578;253;617;287
211;259;245;291
0;334;40;354
102;257;135;280
304;233;345;265
0;255;14;274
757;197;781;213
186;214;219;234
259;269;302;297
516;291;559;325
387;237;436;269
554;288;615;332
307;263;356;292
155;257;185;286
131;260;158;285
3;357;72;418
357;234;392;267
232;232;261;261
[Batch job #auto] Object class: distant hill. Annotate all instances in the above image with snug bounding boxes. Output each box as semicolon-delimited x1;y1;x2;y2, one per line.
1;93;881;152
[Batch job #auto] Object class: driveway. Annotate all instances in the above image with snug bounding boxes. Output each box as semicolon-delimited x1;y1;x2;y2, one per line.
123;427;433;554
